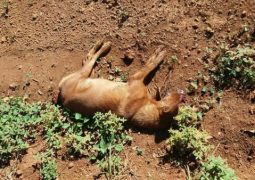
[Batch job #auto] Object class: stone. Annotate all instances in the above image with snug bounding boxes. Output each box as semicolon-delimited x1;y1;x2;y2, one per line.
9;83;19;91
205;27;214;38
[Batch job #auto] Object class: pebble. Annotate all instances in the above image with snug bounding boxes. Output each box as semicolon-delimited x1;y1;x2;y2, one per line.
249;105;255;115
68;162;74;169
1;36;7;43
205;27;214;38
192;24;198;30
16;169;23;177
18;65;22;70
247;156;252;161
123;51;135;65
9;83;19;91
241;11;247;18
32;13;38;20
37;90;43;95
166;145;171;152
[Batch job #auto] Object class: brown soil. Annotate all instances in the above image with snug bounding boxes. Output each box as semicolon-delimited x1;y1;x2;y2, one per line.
0;0;254;179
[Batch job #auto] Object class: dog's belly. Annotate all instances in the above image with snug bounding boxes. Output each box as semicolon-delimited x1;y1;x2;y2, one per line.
64;78;129;116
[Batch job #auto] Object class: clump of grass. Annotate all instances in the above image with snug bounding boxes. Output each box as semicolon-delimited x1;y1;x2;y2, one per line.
0;97;131;178
198;156;237;180
64;111;132;177
41;108;132;177
0;97;44;166
120;72;129;82
37;150;57;180
212;46;255;90
174;106;203;127
1;0;9;17
168;126;211;163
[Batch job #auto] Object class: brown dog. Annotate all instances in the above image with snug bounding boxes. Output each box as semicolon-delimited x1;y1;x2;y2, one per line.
58;41;184;129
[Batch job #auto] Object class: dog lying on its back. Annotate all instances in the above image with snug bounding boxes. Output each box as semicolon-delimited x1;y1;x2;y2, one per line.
58;41;184;129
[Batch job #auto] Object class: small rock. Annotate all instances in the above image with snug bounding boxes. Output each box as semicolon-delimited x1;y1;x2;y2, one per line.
192;24;198;30
9;83;19;91
249;105;255;115
17;65;22;70
205;27;214;38
123;51;135;65
37;90;43;95
241;11;247;18
1;36;7;43
32;13;38;20
51;63;56;68
115;77;122;82
16;169;23;177
247;156;252;161
68;162;74;169
48;85;53;92
166;145;171;152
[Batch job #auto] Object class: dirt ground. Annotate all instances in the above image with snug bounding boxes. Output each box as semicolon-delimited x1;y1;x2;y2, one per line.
0;0;255;179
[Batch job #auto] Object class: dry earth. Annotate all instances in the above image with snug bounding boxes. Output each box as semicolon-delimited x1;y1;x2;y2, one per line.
0;0;255;179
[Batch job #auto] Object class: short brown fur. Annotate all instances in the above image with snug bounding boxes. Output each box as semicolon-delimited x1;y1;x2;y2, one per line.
58;41;184;129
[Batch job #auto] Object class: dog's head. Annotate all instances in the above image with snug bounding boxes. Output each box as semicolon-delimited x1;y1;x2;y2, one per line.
159;89;185;117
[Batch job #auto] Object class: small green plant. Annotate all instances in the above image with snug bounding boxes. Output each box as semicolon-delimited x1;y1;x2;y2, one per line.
27;0;33;7
117;8;129;25
98;154;122;177
135;147;144;156
174;106;203;127
168;126;211;163
212;46;255;90
1;0;9;17
120;72;129;82
171;55;178;63
113;67;122;75
63;111;132;177
0;97;43;166
0;97;131;178
37;150;57;180
198;156;237;180
41;108;131;177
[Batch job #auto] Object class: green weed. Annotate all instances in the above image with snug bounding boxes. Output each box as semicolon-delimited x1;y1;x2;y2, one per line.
120;72;129;82
37;150;57;180
0;97;43;166
0;97;131;178
174;106;203;127
168;126;211;163
198;156;237;180
212;46;255;90
171;55;178;63
1;0;9;17
44;109;132;177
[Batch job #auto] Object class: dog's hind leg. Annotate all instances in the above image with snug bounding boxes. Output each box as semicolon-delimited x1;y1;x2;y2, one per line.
129;46;166;82
80;41;111;77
